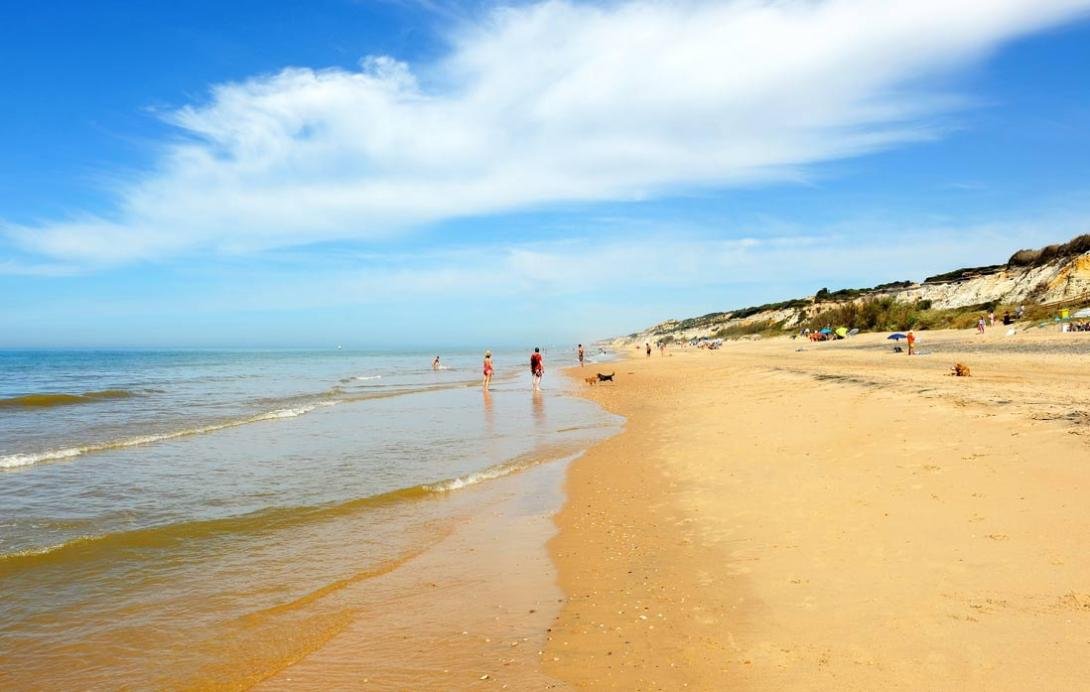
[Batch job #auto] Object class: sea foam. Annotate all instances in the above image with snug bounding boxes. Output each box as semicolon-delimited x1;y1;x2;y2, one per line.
0;401;339;470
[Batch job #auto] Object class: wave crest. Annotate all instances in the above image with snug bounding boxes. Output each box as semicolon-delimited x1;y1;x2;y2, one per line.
0;442;589;573
0;404;330;470
0;389;136;410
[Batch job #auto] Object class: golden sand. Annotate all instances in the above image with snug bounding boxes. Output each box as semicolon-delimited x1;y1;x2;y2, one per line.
546;330;1090;689
260;329;1089;689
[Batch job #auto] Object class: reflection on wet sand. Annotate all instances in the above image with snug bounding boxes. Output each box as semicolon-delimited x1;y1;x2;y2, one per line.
532;389;546;428
482;389;494;432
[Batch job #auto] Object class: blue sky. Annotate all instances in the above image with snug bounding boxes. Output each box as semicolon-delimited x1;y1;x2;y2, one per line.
2;0;1090;348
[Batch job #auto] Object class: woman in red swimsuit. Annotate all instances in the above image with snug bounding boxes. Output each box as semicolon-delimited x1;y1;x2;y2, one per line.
482;350;493;390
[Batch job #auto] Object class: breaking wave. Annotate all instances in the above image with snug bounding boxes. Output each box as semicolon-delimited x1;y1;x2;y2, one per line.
0;442;588;574
0;379;486;471
0;403;333;470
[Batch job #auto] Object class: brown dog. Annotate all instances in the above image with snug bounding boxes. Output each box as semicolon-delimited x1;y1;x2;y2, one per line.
584;376;598;386
952;363;972;377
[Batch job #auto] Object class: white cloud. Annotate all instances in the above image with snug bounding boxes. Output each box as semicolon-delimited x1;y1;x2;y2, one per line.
156;213;1090;311
6;0;1090;263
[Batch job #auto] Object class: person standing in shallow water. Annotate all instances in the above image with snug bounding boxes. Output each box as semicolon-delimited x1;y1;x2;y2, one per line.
482;350;493;390
530;347;544;391
577;344;584;367
432;355;441;370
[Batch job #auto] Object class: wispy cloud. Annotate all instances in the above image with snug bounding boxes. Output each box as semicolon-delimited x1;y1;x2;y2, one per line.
133;212;1090;311
6;0;1090;264
0;260;82;278
5;210;1087;347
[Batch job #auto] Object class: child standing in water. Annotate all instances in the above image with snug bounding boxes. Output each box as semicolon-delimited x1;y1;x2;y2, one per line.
482;351;493;390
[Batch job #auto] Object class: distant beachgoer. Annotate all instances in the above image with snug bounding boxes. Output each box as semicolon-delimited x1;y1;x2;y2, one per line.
578;344;584;367
482;351;493;390
645;342;651;358
907;330;916;355
530;347;544;390
1003;311;1012;326
977;317;986;334
1017;304;1025;319
989;311;996;327
432;355;441;370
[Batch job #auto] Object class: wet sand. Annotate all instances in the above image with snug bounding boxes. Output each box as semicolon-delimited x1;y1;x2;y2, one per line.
546;330;1090;689
258;454;571;690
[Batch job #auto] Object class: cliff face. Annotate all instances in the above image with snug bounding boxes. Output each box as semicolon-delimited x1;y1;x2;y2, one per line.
901;254;1090;310
621;249;1090;345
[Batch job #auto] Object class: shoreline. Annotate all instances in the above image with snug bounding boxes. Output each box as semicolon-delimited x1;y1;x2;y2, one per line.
257;374;620;689
0;356;618;689
545;331;1090;688
259;455;571;689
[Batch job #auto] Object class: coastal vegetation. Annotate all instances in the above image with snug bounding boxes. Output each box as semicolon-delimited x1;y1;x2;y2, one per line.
802;297;991;332
636;234;1090;344
713;319;788;339
728;298;811;318
1008;234;1090;267
921;235;1090;283
814;281;912;302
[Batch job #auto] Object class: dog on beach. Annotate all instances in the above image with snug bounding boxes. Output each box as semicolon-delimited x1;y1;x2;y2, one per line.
951;363;972;377
583;375;598;386
596;372;615;382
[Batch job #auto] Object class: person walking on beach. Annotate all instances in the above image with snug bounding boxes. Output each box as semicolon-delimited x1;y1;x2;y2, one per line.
530;347;544;390
1017;304;1025;320
645;342;651;358
907;330;916;356
578;344;584;367
977;316;986;334
482;350;493;390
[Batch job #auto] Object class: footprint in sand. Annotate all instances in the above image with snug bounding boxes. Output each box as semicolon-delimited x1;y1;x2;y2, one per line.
1062;592;1090;610
969;597;1008;613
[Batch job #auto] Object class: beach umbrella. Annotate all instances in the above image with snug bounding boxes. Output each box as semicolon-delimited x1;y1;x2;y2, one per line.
887;332;907;340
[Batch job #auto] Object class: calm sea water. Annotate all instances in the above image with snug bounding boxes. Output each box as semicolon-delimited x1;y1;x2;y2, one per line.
0;348;619;688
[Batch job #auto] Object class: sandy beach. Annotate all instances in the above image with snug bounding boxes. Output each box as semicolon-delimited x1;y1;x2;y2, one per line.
546;329;1090;689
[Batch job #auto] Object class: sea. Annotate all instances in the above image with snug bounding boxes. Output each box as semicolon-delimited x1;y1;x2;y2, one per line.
0;348;620;688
